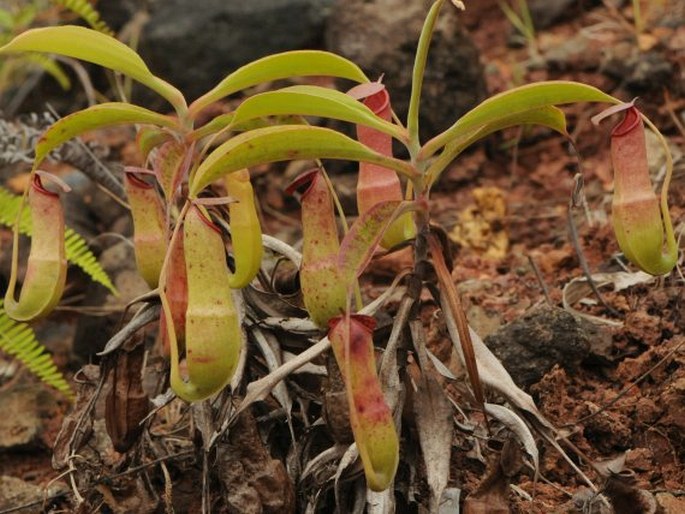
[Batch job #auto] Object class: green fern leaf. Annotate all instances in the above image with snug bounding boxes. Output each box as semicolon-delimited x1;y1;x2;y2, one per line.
52;0;115;37
0;300;74;399
0;186;118;295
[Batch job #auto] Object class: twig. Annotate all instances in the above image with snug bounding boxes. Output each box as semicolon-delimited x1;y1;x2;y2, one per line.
0;450;195;514
567;173;620;316
527;255;553;306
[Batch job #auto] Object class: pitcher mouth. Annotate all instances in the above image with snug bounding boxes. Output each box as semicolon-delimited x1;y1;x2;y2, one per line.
284;168;321;199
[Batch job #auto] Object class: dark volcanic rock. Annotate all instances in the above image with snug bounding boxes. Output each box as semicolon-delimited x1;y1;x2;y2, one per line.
138;0;335;104
484;306;593;388
326;0;486;141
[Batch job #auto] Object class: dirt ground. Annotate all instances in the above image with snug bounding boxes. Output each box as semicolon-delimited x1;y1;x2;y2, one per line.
0;0;683;513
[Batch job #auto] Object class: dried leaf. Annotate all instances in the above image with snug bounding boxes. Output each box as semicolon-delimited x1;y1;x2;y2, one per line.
441;302;554;430
410;321;453;511
562;270;655;327
105;340;149;453
463;438;521;514
251;327;294;439
484;403;539;473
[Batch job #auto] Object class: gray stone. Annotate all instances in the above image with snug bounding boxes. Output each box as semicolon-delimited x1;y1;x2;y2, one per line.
484;306;592;388
601;43;675;94
138;0;335;103
0;386;57;449
326;0;486;142
527;0;582;30
72;241;151;360
0;475;67;513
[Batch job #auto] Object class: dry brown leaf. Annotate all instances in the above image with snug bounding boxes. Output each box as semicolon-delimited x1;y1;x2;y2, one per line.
410;321;454;512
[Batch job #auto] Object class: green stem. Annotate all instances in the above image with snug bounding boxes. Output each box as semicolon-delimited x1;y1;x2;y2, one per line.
407;0;446;144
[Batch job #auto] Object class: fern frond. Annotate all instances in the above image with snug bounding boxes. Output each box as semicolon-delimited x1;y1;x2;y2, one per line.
0;186;118;294
0;300;74;399
52;0;115;37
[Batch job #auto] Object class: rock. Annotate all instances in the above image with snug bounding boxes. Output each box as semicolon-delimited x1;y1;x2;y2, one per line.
326;0;486;141
601;43;674;94
72;241;152;360
0;475;67;513
0;386;58;450
566;487;613;514
483;306;592;387
138;0;335;103
97;0;142;32
218;409;295;513
527;0;602;30
543;31;602;71
655;492;685;514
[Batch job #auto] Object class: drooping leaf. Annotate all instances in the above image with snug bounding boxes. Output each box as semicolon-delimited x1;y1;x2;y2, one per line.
33;103;179;169
425;105;567;185
0;300;74;399
409;321;453;512
189;50;370;116
421;81;619;158
0;26;184;110
231;85;407;142
338;200;415;289
189;125;417;197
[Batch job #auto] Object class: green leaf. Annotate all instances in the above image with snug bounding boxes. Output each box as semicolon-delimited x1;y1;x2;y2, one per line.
0;300;74;399
189;50;370;117
407;0;446;143
338;201;415;288
231;85;408;142
0;26;185;110
421;81;620;158
34;102;179;168
0;187;117;295
190;125;417;197
425;105;567;185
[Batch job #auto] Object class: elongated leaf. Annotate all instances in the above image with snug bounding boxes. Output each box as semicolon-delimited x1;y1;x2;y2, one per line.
425;105;567;185
189;125;417;196
0;26;184;109
410;321;453;512
189;50;370;116
33;103;179;168
422;81;619;158
338;201;415;288
407;0;446;141
231;85;408;142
